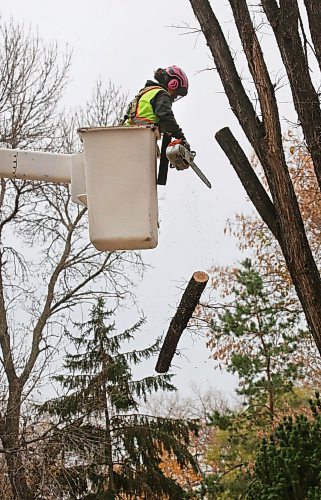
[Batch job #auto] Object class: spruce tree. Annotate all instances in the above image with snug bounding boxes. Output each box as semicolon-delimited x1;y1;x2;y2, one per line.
40;297;199;499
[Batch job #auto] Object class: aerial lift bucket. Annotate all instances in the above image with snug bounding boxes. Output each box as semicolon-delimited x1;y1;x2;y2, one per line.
78;126;158;251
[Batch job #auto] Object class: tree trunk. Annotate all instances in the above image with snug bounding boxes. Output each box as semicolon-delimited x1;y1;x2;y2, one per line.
303;0;321;72
189;0;321;355
2;384;33;500
156;271;209;373
261;0;321;192
102;358;115;499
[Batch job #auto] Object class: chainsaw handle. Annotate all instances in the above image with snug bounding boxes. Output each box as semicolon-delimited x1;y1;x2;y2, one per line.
168;139;182;147
168;138;194;153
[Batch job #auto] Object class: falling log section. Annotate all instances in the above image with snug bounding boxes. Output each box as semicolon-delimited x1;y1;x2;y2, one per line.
155;271;209;373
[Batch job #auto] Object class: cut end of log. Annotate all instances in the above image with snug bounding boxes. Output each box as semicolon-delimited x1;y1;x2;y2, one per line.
155;270;209;374
193;271;209;283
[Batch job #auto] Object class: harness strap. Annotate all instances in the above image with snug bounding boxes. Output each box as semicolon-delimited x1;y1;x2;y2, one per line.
125;86;168;125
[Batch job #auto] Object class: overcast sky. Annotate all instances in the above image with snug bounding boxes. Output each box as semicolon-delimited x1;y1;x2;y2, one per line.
0;1;267;399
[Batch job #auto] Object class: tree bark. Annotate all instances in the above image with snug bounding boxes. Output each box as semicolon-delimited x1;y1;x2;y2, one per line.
215;128;280;240
303;0;321;72
155;272;209;373
261;0;321;191
102;356;116;499
2;383;33;500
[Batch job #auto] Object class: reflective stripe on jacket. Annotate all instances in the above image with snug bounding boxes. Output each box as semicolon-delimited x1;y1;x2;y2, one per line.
125;86;169;126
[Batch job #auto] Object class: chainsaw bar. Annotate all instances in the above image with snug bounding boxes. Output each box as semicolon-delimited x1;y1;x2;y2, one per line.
165;142;212;189
190;162;212;189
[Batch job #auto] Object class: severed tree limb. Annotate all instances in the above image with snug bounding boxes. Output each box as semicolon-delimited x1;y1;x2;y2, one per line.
155;271;209;373
215;127;280;240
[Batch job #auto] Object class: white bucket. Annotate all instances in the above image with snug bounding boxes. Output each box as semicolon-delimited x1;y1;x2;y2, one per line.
78;126;158;251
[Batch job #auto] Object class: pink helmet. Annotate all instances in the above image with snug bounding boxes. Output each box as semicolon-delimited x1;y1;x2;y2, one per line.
164;65;189;97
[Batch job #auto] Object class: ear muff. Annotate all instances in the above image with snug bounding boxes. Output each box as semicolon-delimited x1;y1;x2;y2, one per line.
167;78;179;91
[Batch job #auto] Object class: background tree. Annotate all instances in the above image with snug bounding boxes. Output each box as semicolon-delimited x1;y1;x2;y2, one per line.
145;382;228;421
0;19;142;500
188;0;321;355
208;259;309;421
247;393;321;499
214;133;321;383
225;132;321;307
0;19;70;150
39;297;199;499
200;260;315;498
145;384;229;495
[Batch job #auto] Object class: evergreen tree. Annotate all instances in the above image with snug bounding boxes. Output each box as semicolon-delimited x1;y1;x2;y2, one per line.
40;297;199;499
210;259;308;422
247;393;321;499
203;260;310;498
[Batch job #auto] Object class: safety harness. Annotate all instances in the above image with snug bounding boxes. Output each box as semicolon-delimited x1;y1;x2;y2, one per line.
123;86;172;185
123;86;168;126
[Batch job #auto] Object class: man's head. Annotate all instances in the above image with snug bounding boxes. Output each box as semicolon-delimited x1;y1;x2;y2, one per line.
154;66;189;100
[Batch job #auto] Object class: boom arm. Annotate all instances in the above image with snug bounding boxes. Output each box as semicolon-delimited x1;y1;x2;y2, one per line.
0;148;73;183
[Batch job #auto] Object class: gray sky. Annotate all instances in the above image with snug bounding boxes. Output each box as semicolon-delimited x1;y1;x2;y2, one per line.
0;1;261;399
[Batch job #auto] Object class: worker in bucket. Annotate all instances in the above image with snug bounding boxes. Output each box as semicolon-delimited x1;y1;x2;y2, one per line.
123;65;191;184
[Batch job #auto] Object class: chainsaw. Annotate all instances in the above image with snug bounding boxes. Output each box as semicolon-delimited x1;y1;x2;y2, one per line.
165;139;212;189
